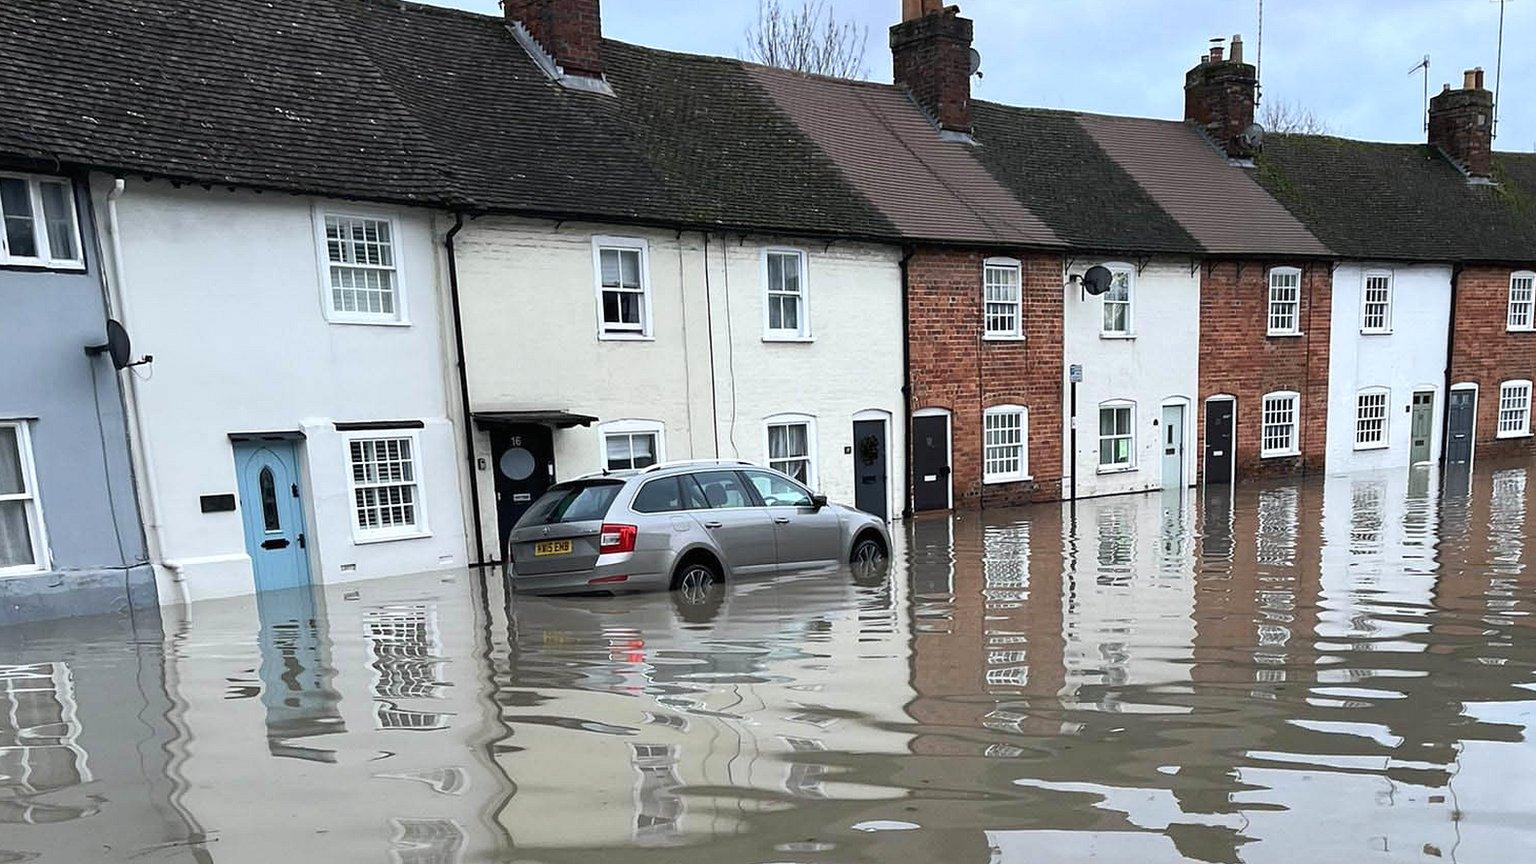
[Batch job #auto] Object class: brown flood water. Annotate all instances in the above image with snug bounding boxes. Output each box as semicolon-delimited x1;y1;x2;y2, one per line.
4;464;1535;863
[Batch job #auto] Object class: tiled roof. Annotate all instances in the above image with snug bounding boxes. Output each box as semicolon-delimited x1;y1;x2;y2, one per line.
1255;134;1536;262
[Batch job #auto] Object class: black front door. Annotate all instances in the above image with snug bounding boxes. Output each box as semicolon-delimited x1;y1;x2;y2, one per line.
1204;398;1235;485
1446;388;1476;468
490;424;555;559
911;414;950;511
853;419;889;520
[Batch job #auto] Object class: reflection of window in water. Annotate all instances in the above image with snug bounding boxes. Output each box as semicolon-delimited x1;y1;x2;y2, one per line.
1256;486;1299;567
365;605;449;731
783;737;827;799
1096;506;1134;585
1348;482;1386;555
630;744;682;838
643;712;689;731
0;663;91;821
390;818;465;864
983;522;1030;607
1490;469;1528;571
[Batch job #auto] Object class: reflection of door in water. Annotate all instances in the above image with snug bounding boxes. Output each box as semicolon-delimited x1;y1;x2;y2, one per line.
234;440;311;592
911;414;951;512
491;424;555;559
255;584;344;762
1161;404;1185;491
852;419;889;520
1409;390;1435;464
1203;398;1235;485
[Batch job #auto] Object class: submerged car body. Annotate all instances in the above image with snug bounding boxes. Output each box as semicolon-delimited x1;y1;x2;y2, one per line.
505;461;891;595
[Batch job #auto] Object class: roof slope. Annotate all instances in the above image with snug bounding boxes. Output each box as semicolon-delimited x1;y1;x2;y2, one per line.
1255;134;1536;262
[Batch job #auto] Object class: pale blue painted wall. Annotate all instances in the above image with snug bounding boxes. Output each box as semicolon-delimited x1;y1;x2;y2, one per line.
0;172;150;624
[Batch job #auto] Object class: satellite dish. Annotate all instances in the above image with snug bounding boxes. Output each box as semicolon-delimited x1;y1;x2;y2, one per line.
1081;265;1115;296
1239;122;1265;151
85;319;146;370
968;47;983;78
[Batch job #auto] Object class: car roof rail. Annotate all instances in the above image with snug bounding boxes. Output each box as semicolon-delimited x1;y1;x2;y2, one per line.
640;459;756;474
567;468;639;482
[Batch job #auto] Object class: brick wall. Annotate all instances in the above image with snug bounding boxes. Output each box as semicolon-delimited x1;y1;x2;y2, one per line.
1197;260;1332;479
907;246;1064;509
1451;265;1536;457
505;0;605;78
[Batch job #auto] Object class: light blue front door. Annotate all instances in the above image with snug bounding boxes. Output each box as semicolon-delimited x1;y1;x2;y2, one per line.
235;440;312;592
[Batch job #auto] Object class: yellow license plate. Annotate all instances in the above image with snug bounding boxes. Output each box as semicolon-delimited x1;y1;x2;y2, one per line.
534;539;573;557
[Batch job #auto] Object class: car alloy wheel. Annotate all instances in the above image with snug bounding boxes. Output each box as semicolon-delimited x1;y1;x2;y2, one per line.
852;538;886;570
676;564;718;605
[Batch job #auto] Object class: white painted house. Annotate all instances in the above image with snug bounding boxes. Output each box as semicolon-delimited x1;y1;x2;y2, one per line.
454;218;905;563
1324;263;1451;473
1061;258;1201;499
95;180;468;603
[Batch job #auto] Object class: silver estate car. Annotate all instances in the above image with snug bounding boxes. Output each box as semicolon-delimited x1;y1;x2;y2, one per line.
505;460;891;596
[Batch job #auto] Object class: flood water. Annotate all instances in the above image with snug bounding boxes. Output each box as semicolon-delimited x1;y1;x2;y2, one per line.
5;464;1536;863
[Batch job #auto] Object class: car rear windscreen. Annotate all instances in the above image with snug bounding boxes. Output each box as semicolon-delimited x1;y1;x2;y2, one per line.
516;480;624;527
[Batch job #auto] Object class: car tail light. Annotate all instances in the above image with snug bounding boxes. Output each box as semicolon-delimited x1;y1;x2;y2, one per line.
599;524;637;554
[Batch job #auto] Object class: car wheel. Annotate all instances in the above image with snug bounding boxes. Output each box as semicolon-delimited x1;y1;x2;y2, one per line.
673;559;721;606
851;536;887;570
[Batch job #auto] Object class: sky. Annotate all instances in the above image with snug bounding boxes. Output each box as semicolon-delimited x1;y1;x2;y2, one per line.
433;0;1533;151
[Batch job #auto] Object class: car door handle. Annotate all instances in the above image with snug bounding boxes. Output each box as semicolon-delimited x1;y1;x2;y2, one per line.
703;521;724;529
261;538;290;550
773;517;791;525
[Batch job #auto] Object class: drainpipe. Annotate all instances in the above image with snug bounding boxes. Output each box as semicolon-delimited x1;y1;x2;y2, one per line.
900;245;914;520
102;177;187;605
1440;263;1463;465
443;213;491;568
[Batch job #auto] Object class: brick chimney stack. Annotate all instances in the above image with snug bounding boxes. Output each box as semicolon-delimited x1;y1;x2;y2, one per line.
1184;35;1258;159
891;1;975;137
503;0;604;79
1428;68;1494;179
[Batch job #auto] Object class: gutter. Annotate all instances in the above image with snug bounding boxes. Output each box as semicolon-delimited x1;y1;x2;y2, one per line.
102;177;188;605
443;213;492;568
900;244;915;520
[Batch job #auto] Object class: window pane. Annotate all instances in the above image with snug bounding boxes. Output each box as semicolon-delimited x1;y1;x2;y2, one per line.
0;428;24;496
632;477;683;513
631;433;657;468
746;471;812;507
619;249;640;288
39;182;77;261
0;500;34;568
1;178;37;259
780;296;798;330
600;249;621;287
258;467;281;532
780;255;799;294
767;252;783;290
605;433;633;470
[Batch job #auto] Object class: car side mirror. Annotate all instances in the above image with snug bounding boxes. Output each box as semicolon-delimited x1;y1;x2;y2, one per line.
811;494;828;509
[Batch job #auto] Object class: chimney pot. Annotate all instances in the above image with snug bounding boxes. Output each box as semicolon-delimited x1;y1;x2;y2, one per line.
1209;45;1224;63
1464;67;1485;90
1229;34;1243;64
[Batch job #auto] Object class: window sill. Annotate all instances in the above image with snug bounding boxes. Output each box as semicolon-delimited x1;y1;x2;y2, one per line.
1261;449;1301;459
762;334;815;343
1099;332;1136;340
327;316;412;328
1;259;86;273
598;332;655;342
1360;329;1393;336
1096;465;1136;475
1496;431;1534;440
0;564;47;578
1353;442;1389;451
983;474;1033;485
353;529;433;545
1267;331;1305;338
1507;327;1536;334
983;334;1026;342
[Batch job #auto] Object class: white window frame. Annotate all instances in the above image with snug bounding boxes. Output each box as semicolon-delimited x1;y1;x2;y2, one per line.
1360;269;1394;334
313;207;409;326
0;420;49;576
983;257;1024;340
1509;271;1536;332
981;404;1028;484
761;247;812;341
598;419;666;472
1497;380;1533;439
592;235;653;340
1267;267;1302;336
1099;263;1135;337
1353;387;1391;450
0;173;84;270
1260;391;1302;458
763;413;817;488
343;429;431;543
1096;400;1136;472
